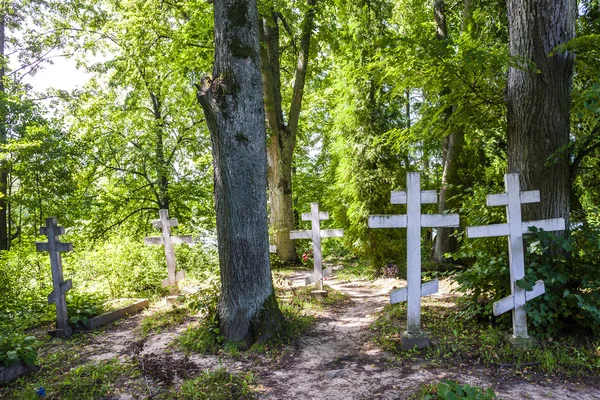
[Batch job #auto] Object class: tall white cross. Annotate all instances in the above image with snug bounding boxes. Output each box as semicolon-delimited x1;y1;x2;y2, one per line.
369;173;459;340
290;202;343;291
467;173;565;340
144;209;192;295
36;217;74;338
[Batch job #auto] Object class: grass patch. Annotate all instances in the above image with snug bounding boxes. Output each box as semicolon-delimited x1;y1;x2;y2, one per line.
331;258;376;281
371;296;600;379
140;306;189;337
5;358;138;400
154;367;257;399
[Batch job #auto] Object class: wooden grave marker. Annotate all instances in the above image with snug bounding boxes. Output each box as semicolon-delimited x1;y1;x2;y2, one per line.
369;172;459;348
466;173;565;344
290;202;343;291
144;209;192;295
36;217;74;338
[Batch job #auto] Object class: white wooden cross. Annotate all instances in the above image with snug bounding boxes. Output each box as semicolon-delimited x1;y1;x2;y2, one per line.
290;202;343;290
144;209;192;295
466;173;565;340
36;217;74;338
369;173;459;337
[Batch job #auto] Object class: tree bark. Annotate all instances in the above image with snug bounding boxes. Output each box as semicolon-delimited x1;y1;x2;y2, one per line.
0;9;9;251
196;0;283;343
432;0;466;263
260;0;316;264
150;92;170;211
505;0;575;229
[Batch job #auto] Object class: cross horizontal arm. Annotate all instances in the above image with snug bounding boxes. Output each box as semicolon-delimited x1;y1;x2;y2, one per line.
468;218;566;239
144;236;164;245
467;223;510;238
302;211;329;221
57;242;74;252
47;280;72;304
487;190;540;207
390;190;437;205
161;271;185;287
36;242;73;253
368;215;408;229
36;242;49;252
40;225;65;236
152;218;178;229
305;267;333;285
421;214;460;228
321;229;344;238
493;280;545;316
523;218;565;233
390;279;439;305
290;230;312;239
171;235;193;245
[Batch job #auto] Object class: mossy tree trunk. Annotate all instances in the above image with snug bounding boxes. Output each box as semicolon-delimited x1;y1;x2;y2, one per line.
196;0;283;343
259;0;316;264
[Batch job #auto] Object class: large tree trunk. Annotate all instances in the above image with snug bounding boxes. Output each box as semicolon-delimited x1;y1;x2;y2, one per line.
196;0;283;344
506;0;575;228
260;1;316;264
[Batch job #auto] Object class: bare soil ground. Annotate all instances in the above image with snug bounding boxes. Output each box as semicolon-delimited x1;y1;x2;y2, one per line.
4;270;599;399
255;272;600;400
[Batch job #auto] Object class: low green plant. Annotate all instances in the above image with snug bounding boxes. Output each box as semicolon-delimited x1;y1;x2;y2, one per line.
176;368;256;399
7;358;137;400
66;292;106;329
178;311;223;355
371;296;600;378
140;307;189;337
420;380;497;399
0;333;40;367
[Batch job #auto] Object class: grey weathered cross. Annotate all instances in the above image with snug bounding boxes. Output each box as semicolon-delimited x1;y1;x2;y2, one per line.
368;173;459;345
466;173;565;341
36;217;74;338
290;202;344;290
144;209;192;295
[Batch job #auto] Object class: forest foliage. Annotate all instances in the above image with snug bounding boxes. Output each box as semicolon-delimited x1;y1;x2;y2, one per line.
0;0;599;359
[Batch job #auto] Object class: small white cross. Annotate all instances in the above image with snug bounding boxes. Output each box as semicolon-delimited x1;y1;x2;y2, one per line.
466;173;565;339
290;202;343;290
144;209;192;295
36;217;74;337
369;173;459;336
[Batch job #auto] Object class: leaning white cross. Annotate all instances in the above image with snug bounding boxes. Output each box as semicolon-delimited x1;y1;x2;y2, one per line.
36;217;74;338
466;173;565;342
144;209;192;295
369;173;459;347
290;202;343;291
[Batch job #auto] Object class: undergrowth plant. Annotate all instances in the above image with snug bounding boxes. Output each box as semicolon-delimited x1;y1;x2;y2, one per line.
371;298;600;378
417;380;497;400
0;333;40;367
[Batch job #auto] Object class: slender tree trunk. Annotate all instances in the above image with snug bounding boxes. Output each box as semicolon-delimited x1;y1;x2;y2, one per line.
0;9;9;251
196;0;283;343
433;0;467;263
260;0;316;264
151;93;170;211
506;0;575;230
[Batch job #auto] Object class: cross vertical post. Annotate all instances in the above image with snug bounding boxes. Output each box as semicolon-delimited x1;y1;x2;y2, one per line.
467;173;565;344
144;209;193;296
36;217;74;338
290;202;344;291
369;172;459;348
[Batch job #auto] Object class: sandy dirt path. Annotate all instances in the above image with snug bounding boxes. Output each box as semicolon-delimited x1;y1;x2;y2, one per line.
257;272;600;400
